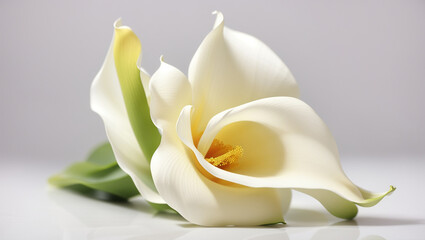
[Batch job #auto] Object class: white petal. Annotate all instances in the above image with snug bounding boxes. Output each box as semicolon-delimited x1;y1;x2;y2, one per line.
188;12;299;138
137;55;151;104
90;20;164;204
178;97;393;217
149;57;192;131
150;104;290;226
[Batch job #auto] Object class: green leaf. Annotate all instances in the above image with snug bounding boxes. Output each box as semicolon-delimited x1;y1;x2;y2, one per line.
113;24;160;162
85;141;116;165
48;142;139;200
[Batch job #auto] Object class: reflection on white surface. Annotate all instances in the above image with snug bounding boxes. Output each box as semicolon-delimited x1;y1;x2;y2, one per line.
1;157;425;239
46;188;396;240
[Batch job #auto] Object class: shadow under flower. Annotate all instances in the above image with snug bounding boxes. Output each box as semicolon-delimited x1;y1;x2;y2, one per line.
285;208;331;227
284;207;424;227
51;185;186;222
352;216;424;227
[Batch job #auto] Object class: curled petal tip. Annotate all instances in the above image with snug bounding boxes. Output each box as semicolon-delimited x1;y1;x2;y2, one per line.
212;11;224;29
114;18;131;30
389;185;396;194
113;18;123;28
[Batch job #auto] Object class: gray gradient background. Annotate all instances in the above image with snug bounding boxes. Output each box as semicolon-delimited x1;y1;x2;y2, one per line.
0;0;424;166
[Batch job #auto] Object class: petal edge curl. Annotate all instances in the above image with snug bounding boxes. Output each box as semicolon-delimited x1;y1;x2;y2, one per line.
178;97;394;217
189;11;299;138
113;19;160;161
90;19;164;204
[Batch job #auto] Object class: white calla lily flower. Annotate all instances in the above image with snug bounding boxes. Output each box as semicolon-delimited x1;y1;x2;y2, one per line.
91;19;164;205
91;12;394;226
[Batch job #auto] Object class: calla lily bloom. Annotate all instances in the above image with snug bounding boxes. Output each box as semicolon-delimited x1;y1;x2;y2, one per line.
91;12;394;226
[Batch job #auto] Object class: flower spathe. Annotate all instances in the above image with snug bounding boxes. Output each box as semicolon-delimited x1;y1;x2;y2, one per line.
90;19;163;204
91;12;394;226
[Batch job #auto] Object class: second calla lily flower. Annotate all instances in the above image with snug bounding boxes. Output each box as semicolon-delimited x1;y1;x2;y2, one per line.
91;12;394;226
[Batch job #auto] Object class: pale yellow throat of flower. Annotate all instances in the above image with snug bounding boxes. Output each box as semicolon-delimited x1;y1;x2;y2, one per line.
205;139;243;168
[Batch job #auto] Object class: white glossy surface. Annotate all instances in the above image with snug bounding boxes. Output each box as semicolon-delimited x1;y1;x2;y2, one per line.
1;156;424;240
